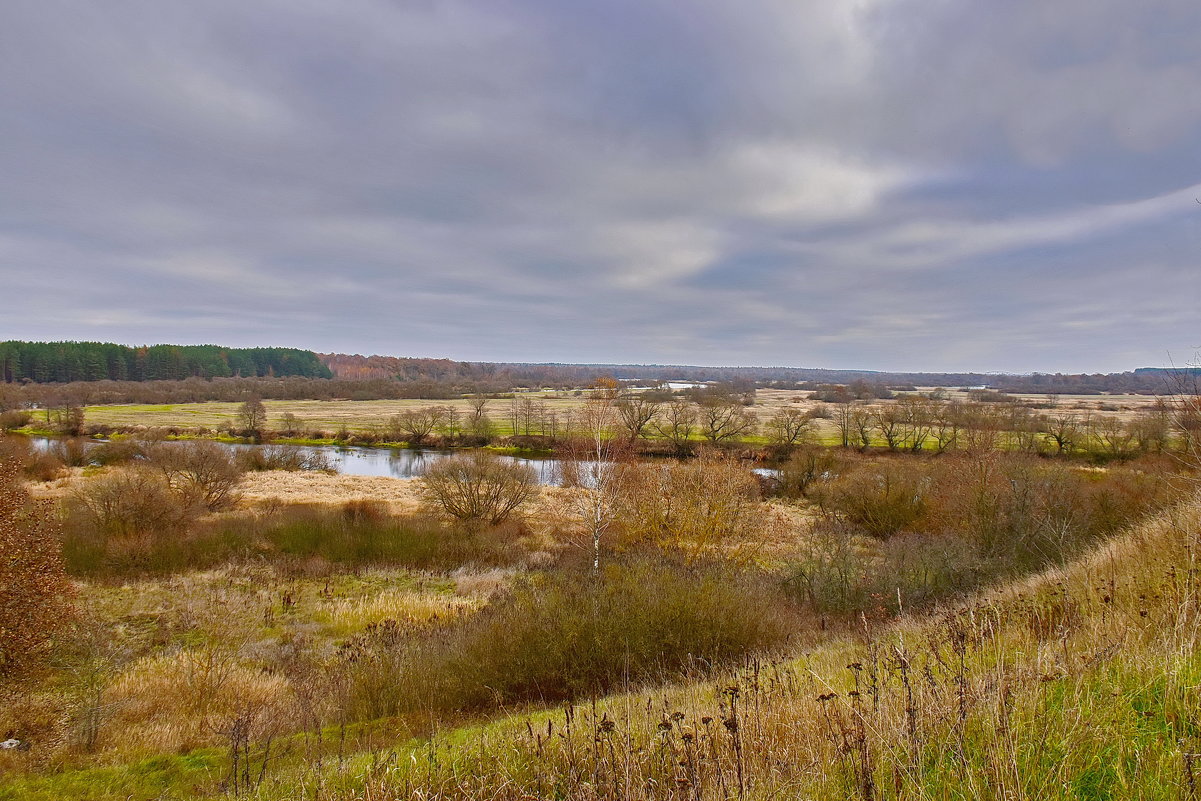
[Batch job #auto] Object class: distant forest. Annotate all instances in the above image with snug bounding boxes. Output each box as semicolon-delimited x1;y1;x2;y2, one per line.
0;343;1187;403
323;353;1188;395
0;341;331;383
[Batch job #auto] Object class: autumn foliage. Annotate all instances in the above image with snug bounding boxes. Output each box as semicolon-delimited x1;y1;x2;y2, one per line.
0;454;75;678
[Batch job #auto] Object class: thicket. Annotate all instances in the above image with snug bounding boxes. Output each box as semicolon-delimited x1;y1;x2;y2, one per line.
0;457;75;680
783;452;1180;615
336;557;795;721
60;499;520;579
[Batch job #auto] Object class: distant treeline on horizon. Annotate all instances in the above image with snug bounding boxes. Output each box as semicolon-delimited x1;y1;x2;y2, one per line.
0;341;331;383
0;341;1187;396
323;352;1187;395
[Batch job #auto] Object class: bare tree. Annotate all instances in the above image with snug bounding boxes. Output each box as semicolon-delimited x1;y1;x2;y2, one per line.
389;406;450;445
1005;402;1042;453
237;397;267;439
872;405;906;451
765;406;815;447
1090;415;1137;458
615;394;662;440
150;440;245;511
898;396;934;453
656;400;697;456
466;396;493;438
830;391;856;448
698;398;758;444
419;452;538;527
849;408;874;450
565;380;632;570
931;401;962;452
1041;413;1081;455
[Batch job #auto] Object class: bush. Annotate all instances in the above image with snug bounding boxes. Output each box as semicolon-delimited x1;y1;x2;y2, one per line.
338;557;795;719
148;440;245;511
0;459;75;678
774;445;847;499
616;452;771;557
90;438;148;466
816;461;927;539
50;437;91;467
67;467;196;540
420;452;538;526
784;521;984;615
236;444;332;473
0;410;31;431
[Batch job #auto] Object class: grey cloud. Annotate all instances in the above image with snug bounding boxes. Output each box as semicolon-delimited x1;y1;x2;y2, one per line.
0;0;1198;372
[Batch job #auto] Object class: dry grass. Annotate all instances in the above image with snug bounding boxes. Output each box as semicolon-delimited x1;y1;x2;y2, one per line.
323;587;481;635
285;495;1201;801
236;470;425;512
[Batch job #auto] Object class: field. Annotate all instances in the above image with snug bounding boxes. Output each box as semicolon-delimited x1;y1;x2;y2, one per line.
67;388;1166;446
2;390;1198;799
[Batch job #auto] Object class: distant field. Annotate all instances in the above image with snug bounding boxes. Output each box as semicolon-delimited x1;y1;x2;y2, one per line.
72;388;1163;443
77;392;589;437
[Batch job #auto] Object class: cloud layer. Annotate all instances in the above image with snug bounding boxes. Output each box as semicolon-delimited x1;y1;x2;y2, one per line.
2;0;1199;372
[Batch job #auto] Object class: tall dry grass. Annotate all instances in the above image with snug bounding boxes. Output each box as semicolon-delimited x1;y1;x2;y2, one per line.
293;496;1201;800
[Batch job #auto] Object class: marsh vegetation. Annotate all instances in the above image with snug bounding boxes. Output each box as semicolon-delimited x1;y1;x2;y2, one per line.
1;379;1199;799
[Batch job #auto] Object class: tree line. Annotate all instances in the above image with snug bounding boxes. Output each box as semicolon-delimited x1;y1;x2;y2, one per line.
0;341;331;383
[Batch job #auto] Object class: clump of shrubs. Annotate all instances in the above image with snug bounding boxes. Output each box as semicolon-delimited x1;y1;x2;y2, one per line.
420;452;538;527
236;444;332;472
785;453;1179;615
337;557;796;720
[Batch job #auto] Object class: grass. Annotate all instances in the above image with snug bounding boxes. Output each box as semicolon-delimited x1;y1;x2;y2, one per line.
265;495;1201;800
2;435;1196;800
11;495;1199;799
67;389;1164;445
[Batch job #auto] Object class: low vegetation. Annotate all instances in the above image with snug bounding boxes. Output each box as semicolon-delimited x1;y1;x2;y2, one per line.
0;389;1196;800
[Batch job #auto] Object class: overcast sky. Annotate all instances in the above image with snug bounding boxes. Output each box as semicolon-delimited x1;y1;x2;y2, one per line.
2;1;1199;373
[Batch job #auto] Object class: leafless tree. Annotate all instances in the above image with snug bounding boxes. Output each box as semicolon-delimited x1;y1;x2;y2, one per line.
931;401;962;452
419;452;538;527
1041;413;1081;455
698;398;757;444
872;405;906;451
389;406;451;445
849;408;874;450
899;396;934;453
150;440;245;511
656;400;697;456
466;396;493;438
615;394;662;440
1090;415;1137;458
765;406;815;447
564;380;632;570
237;397;267;438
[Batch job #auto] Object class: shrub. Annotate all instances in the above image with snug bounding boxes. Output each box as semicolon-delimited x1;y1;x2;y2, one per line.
816;461;927;539
0;459;75;678
236;444;332;473
338;557;795;719
775;445;847;499
420;452;538;526
149;440;244;511
616;452;771;557
0;410;31;431
786;521;985;615
50;437;91;467
90;438;148;466
67;467;195;540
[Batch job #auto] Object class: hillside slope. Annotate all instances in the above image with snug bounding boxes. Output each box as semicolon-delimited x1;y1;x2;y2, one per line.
3;495;1199;800
312;495;1201;800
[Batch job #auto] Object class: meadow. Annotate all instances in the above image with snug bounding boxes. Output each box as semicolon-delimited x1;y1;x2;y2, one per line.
1;383;1198;800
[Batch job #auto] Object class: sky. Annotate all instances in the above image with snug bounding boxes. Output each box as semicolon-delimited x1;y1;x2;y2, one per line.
1;1;1199;374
